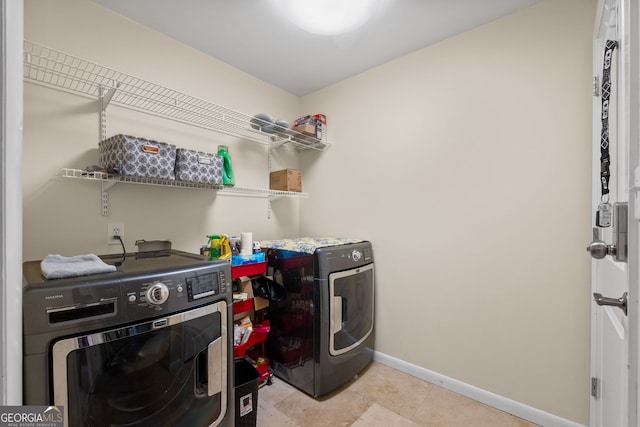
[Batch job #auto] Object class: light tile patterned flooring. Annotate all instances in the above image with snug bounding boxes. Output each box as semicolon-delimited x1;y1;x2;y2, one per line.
256;362;540;427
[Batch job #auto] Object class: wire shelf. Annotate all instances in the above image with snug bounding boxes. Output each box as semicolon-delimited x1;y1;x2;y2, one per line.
24;40;330;151
59;168;309;199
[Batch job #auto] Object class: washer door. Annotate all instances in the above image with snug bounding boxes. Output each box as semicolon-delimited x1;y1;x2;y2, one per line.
329;263;374;356
52;302;227;427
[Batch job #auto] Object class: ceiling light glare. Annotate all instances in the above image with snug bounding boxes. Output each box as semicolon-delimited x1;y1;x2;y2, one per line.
271;0;390;36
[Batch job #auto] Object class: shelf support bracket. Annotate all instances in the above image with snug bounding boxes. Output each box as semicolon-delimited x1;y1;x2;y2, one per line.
101;180;117;216
267;195;285;220
101;187;109;217
269;136;291;151
100;83;119;111
99;83;120;142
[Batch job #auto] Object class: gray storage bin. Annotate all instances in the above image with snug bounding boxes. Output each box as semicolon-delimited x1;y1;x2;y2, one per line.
175;148;223;186
99;134;176;180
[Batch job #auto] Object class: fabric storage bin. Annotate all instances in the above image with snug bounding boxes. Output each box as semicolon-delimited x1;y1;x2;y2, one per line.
175;148;223;186
99;134;176;180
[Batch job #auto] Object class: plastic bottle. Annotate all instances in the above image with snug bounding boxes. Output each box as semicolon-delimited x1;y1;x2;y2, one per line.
206;234;232;260
230;236;241;256
206;234;222;260
217;145;235;186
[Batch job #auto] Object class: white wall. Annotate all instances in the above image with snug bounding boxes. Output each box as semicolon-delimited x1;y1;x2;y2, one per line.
23;0;302;262
300;0;595;424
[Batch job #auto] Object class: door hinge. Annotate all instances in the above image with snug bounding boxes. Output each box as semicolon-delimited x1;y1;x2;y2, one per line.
591;377;600;399
593;76;600;97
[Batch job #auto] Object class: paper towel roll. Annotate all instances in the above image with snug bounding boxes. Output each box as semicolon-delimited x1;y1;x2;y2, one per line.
241;232;253;255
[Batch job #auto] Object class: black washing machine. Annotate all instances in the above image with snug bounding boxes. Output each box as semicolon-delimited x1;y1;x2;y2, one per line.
262;239;374;397
22;250;234;427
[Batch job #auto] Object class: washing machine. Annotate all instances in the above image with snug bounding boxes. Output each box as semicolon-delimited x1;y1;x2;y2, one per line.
23;249;234;427
261;238;374;397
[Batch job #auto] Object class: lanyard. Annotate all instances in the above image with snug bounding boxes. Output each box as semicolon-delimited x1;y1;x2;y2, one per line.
600;40;618;198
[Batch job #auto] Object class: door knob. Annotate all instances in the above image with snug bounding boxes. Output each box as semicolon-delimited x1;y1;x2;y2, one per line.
586;239;616;259
593;291;628;316
586;227;616;259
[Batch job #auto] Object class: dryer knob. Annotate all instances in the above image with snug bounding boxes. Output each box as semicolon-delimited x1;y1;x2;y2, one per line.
352;250;362;262
146;282;169;305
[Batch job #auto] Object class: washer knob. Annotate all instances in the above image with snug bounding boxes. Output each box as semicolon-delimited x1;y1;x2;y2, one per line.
146;282;169;305
352;250;362;262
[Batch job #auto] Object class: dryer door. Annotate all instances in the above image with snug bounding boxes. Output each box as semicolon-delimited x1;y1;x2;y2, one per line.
52;301;228;427
329;263;374;356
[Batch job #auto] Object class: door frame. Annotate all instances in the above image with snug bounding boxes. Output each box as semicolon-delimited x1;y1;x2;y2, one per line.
0;0;23;405
629;0;640;425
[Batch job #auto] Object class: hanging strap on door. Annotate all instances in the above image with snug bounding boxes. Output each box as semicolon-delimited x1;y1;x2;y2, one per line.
596;40;618;228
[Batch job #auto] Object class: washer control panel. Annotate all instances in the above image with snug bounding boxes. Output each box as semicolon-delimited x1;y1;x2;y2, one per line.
123;264;230;317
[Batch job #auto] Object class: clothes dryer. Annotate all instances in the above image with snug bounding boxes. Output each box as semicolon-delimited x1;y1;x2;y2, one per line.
262;238;374;397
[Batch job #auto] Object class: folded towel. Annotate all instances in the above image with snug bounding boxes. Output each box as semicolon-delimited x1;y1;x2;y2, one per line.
40;253;117;280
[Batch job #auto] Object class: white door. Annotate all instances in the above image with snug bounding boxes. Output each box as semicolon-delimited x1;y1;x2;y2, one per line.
589;0;632;426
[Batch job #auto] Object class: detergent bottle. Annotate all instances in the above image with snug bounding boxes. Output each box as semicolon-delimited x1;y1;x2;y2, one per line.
206;235;222;260
218;234;232;260
206;234;232;261
217;145;235;186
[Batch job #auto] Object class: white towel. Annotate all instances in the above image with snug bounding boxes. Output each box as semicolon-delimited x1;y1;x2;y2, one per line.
40;254;117;279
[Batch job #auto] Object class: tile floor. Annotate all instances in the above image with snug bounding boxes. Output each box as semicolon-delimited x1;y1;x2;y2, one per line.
255;362;540;427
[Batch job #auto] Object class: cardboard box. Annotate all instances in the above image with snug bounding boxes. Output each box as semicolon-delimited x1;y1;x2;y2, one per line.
295;122;325;139
293;122;318;137
270;169;302;192
293;114;325;139
237;277;269;312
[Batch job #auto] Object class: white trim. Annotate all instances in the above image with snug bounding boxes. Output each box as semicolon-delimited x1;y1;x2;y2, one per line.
628;0;640;423
373;351;586;427
0;0;23;405
630;0;640;424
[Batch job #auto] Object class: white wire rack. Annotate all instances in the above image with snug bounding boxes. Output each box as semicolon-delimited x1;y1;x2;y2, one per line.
26;40;321;218
60;168;308;216
23;40;330;151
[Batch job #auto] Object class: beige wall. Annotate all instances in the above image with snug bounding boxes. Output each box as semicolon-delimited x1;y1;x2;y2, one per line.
23;0;596;424
23;0;302;261
300;0;595;424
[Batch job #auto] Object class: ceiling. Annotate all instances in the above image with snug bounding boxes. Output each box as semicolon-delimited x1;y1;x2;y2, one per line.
91;0;542;97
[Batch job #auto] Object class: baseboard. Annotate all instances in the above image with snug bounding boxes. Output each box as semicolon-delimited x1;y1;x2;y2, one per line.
373;351;586;427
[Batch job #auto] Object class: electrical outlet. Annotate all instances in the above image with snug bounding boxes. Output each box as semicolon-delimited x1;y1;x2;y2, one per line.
107;223;125;245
